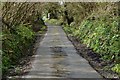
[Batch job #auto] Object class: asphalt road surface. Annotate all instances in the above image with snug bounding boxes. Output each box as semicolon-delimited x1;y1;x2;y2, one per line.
21;24;102;78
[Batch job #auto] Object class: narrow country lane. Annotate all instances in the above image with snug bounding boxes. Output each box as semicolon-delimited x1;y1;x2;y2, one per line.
21;24;102;78
3;3;119;79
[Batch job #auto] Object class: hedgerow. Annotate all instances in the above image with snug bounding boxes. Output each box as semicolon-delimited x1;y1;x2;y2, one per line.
2;3;46;77
63;15;120;75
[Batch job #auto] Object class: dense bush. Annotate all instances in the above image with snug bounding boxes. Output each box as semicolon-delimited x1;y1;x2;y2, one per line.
45;19;62;25
2;2;46;76
2;24;35;74
62;2;119;75
63;15;120;75
78;17;119;61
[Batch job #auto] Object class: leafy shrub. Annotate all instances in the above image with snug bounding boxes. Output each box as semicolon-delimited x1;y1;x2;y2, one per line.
78;17;119;61
45;19;62;25
16;24;35;40
63;15;120;75
112;64;120;75
2;24;35;75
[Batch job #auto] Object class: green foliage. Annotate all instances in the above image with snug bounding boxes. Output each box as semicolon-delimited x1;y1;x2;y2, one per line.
2;24;35;74
112;64;120;75
38;26;47;34
2;2;47;77
2;51;11;73
80;17;119;61
63;16;120;74
16;24;35;39
45;19;62;25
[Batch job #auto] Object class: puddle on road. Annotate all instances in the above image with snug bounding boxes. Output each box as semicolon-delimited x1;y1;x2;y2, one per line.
50;46;70;77
50;46;67;57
